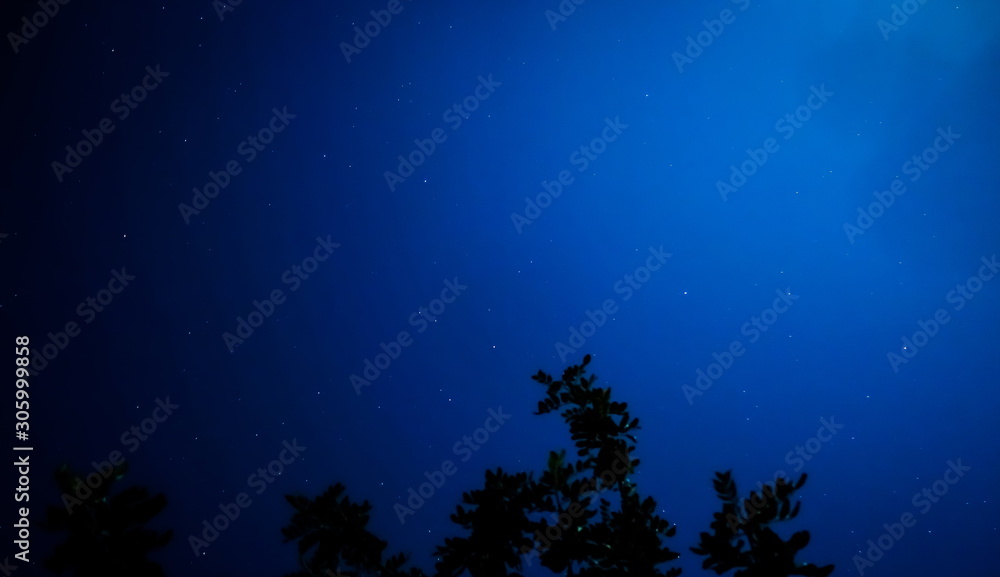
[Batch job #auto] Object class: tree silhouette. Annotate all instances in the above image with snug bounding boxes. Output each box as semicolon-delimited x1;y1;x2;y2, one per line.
280;482;424;577
691;471;832;577
281;355;835;577
41;460;173;577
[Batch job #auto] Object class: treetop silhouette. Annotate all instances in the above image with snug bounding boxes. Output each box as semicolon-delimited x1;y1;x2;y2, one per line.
41;460;173;577
281;355;835;577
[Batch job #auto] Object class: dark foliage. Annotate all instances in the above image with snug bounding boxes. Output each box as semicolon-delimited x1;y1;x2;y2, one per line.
41;461;173;577
279;482;425;577
691;471;834;577
37;358;833;577
280;355;835;577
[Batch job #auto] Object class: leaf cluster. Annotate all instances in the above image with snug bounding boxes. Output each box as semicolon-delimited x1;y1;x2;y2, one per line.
280;355;834;577
691;471;834;577
41;461;173;577
39;356;835;577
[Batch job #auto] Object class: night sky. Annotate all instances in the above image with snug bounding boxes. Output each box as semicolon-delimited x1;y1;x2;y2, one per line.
3;1;999;576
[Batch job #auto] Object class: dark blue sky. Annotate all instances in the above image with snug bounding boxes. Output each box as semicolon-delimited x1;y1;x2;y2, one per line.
3;1;999;576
